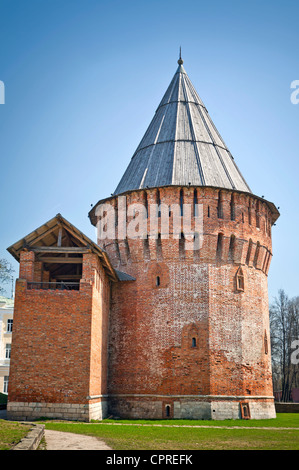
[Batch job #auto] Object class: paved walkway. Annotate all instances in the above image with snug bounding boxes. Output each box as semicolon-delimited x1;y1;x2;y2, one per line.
1;411;111;450
44;429;112;450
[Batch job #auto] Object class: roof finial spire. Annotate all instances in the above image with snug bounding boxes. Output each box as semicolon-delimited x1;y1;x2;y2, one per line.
178;46;183;65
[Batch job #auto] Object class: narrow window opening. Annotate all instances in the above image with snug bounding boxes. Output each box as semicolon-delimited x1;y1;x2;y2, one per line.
125;237;130;259
192;337;197;348
216;233;223;260
180;189;184;216
165;405;170;418
230;193;235;221
207;206;210;218
217;191;223;219
156;233;163;260
143;236;150;260
156;276;160;287
144;191;148;218
179;232;185;259
157;190;161;218
194;189;198;217
240;402;251;419
236;267;244;291
115;199;118;227
237;272;244;291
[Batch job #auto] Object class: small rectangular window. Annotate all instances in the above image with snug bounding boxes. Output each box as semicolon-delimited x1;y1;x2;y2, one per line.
3;376;8;394
5;344;11;359
156;276;160;287
236;268;244;291
240;402;251;419
7;319;13;333
192;338;197;347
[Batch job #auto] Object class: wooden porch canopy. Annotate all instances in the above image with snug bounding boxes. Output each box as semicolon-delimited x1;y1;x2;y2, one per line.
7;213;119;283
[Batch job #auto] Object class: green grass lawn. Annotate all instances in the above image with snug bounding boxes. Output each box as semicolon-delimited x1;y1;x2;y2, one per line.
40;413;299;450
100;413;299;427
0;419;32;450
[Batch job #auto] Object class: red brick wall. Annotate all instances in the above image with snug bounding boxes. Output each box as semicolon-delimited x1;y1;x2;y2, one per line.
19;250;35;281
96;186;275;416
86;254;110;398
8;251;110;408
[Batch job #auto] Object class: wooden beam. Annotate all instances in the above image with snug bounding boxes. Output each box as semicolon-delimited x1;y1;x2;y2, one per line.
54;275;82;280
31;246;90;254
62;227;74;247
26;225;58;246
38;257;83;264
57;224;88;247
57;227;62;247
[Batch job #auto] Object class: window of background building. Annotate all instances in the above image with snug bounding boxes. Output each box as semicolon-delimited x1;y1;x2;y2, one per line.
7;319;13;333
5;344;11;359
3;376;8;393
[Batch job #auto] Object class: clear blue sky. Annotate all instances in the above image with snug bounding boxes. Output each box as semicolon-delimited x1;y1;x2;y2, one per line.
0;0;298;302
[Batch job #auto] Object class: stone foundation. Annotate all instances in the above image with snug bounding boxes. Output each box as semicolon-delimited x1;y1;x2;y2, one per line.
108;395;276;420
7;396;276;421
7;399;108;422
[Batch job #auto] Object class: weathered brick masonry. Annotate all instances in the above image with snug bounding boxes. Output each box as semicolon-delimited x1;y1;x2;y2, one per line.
7;222;112;421
94;185;276;419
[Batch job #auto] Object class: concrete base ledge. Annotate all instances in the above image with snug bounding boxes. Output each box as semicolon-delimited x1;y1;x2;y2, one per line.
12;423;45;450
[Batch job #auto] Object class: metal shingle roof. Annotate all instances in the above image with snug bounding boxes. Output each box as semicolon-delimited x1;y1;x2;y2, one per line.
114;58;251;195
115;270;136;281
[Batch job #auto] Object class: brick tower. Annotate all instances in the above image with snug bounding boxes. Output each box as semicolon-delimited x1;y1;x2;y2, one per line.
7;55;279;422
89;55;280;419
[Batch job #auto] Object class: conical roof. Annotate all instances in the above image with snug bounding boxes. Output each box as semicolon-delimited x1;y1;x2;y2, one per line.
114;56;251;196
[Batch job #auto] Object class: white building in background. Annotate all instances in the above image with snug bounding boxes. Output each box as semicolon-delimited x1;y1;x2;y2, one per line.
0;296;14;394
